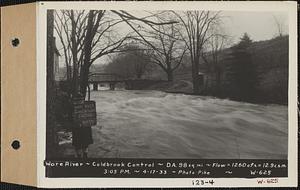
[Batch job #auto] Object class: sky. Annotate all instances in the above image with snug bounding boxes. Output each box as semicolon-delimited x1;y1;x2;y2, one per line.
54;10;289;66
103;10;289;44
221;11;288;43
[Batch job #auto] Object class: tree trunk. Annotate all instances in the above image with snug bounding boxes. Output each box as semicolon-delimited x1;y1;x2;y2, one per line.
66;62;71;82
79;10;94;99
167;70;173;81
80;66;89;98
87;83;91;100
216;68;221;95
192;58;201;94
192;75;201;94
136;73;142;79
70;10;79;95
166;60;173;81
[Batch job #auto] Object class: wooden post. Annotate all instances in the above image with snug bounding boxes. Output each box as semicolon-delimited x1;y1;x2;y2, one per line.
93;83;98;91
109;83;115;90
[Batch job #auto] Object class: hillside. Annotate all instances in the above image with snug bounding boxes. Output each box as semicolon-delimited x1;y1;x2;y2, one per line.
146;36;289;104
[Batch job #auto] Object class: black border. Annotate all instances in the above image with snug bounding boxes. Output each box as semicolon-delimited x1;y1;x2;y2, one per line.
0;0;298;189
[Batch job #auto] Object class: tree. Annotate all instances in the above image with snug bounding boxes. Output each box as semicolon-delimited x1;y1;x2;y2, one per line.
173;11;222;94
113;11;189;82
135;14;187;81
105;44;152;79
201;26;230;94
226;33;256;101
238;33;252;48
148;24;187;81
272;15;286;38
54;10;176;98
54;10;130;97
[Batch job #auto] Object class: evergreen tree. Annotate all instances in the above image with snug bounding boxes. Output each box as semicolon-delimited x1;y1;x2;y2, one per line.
238;33;252;49
226;33;257;101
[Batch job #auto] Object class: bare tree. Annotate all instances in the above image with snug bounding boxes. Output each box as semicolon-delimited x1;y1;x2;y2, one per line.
54;10;176;98
201;26;231;93
272;15;286;38
141;19;187;81
113;11;185;81
105;44;152;79
54;10;131;97
173;11;221;94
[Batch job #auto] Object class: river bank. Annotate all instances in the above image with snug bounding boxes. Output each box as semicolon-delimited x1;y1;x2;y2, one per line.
145;80;287;105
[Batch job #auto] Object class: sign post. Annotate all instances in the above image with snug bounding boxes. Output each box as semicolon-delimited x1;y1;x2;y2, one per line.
72;96;97;127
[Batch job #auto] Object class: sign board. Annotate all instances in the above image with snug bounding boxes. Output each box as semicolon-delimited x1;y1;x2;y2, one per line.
72;97;97;127
72;96;85;105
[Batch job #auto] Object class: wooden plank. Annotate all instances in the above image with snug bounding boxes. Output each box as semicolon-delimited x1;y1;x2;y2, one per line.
1;3;37;186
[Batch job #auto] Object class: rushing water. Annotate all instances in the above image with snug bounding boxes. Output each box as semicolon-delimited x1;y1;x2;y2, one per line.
60;90;288;159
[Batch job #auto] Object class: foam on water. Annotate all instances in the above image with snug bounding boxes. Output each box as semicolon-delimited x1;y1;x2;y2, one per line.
82;90;288;159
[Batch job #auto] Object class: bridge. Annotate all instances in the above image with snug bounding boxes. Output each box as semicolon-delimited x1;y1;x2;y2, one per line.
88;72;164;91
88;73;127;90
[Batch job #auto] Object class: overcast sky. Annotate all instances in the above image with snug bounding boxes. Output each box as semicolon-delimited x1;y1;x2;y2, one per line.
100;11;288;65
106;10;289;43
221;11;288;43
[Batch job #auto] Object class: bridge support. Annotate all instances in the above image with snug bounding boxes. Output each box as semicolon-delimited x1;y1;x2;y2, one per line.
109;83;115;90
93;83;98;91
124;81;133;90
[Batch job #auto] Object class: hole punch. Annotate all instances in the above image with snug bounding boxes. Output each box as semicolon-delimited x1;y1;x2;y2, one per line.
11;38;20;47
11;140;20;150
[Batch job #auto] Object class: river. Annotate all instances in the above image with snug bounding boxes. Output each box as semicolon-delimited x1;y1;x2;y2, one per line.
59;90;288;159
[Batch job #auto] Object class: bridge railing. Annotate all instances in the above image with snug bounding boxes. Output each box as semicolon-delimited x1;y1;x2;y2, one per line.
88;73;127;82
